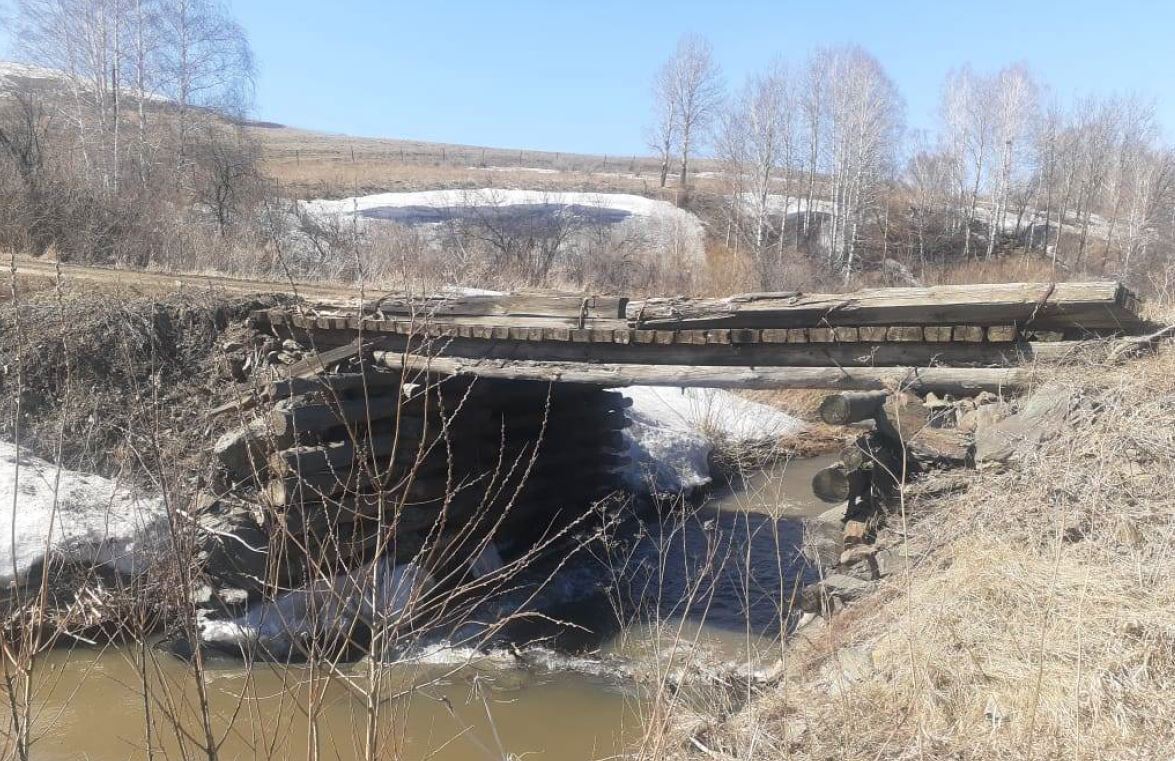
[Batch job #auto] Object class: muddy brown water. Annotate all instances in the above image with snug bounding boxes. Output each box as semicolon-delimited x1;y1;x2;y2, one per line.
31;456;836;761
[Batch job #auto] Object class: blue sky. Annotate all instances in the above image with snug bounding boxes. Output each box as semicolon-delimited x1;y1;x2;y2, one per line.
3;1;1174;154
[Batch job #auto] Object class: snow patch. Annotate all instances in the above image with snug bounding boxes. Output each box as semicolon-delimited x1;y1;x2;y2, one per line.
300;188;706;266
620;388;805;494
0;442;167;585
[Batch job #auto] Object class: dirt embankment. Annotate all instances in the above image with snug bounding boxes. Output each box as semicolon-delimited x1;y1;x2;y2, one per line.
667;344;1175;760
0;281;289;484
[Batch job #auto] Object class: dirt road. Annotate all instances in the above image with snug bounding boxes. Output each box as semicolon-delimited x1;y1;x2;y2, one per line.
8;256;376;301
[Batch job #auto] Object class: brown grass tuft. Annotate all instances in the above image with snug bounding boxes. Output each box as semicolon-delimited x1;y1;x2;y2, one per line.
676;340;1175;760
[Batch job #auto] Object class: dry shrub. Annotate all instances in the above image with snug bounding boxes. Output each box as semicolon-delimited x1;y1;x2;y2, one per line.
917;253;1075;286
0;286;281;480
685;342;1175;760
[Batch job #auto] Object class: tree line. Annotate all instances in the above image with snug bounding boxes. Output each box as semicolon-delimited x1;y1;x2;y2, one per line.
0;0;263;267
650;35;1175;291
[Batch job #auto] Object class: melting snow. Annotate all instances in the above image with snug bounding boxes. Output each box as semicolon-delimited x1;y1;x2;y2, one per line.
0;442;166;585
620;388;805;494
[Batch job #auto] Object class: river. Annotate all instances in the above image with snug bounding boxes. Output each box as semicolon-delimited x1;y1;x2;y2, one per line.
29;455;837;761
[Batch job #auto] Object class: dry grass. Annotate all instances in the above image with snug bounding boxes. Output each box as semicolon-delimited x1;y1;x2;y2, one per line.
672;341;1175;760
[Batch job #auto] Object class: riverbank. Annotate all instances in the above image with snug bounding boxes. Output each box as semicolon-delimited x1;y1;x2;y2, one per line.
658;343;1175;760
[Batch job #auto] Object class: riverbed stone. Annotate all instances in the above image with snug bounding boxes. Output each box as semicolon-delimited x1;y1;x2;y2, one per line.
800;573;874;614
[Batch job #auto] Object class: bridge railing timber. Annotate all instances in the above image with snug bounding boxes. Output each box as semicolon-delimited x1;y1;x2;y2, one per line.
252;281;1149;395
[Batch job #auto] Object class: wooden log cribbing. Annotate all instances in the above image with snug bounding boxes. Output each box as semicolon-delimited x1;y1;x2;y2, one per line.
625;281;1144;331
371;351;1028;394
819;391;890;426
267;434;629;480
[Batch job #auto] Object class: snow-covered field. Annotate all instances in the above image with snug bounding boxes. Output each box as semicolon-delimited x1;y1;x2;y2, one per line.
0;442;166;586
301;188;707;265
0;61;65;86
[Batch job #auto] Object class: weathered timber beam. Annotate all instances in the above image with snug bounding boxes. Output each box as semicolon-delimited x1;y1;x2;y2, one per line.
370;351;1029;393
819;391;890;425
368;293;627;320
286;330;1101;368
626;282;1143;331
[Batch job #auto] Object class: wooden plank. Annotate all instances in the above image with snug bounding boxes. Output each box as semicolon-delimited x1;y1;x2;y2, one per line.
953;326;985;342
809;327;834;343
923;326;953;342
280;339;367;379
886;326;924;342
731;328;759;344
760;329;789;343
372;293;627;320
355;333;1080;367
626;281;1143;331
858;326;888;342
590;328;615;343
371;351;1029;394
831;327;860;342
787;329;809;343
986;325;1018;342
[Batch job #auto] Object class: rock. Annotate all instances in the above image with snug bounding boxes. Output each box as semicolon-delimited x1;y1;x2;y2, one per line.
840;545;903;580
974;383;1076;463
800;573;874;614
221;340;244;353
817;645;876;695
922;392;950;409
958;401;1013;434
812;503;847;525
0;442;167;590
281;339;302;352
197;505;270;594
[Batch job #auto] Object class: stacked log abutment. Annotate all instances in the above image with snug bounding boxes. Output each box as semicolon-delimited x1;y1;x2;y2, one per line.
811;389;976;569
200;369;631;609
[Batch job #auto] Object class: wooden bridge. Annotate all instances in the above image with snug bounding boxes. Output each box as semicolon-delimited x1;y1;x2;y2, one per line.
202;280;1150;599
253;281;1148;396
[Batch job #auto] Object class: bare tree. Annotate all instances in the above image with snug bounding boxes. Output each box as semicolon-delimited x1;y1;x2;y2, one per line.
646;63;678;189
717;63;795;286
820;46;903;278
984;63;1039;258
653;34;722;192
941;65;994;260
154;0;255;153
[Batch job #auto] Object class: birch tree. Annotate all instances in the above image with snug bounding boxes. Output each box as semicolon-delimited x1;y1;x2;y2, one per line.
652;34;722;191
717;63;795;286
646;62;678;188
820;46;903;278
985;63;1038;258
941;66;993;259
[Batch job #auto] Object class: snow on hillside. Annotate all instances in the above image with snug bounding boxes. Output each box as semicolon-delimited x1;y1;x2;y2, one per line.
301;188;707;265
0;61;65;84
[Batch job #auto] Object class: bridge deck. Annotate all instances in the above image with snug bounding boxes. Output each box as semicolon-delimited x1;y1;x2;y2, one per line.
252;281;1149;394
